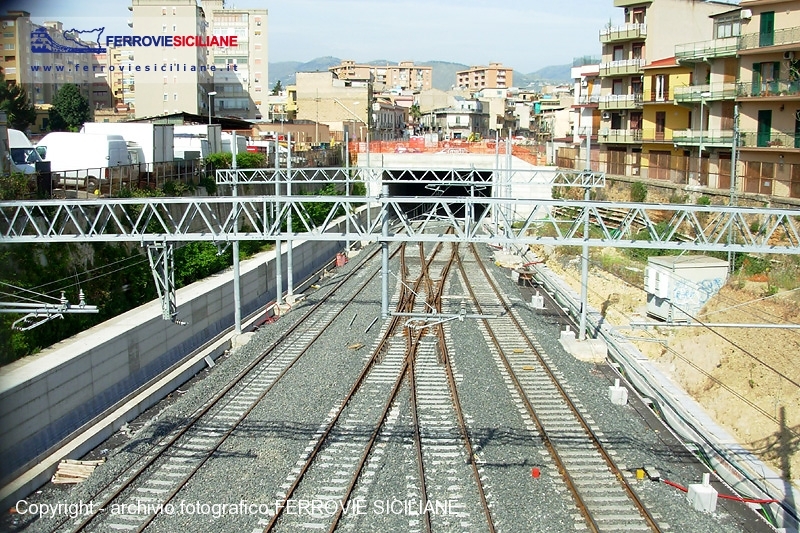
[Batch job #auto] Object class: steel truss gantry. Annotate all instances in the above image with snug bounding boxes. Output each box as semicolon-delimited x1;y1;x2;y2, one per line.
2;166;799;326
2;196;799;254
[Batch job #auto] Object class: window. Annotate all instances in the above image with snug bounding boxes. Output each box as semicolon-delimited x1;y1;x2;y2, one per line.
654;74;668;101
174;93;178;100
172;7;176;15
3;43;14;50
162;24;167;33
613;46;624;62
162;7;166;15
715;13;741;38
163;93;168;101
172;25;177;32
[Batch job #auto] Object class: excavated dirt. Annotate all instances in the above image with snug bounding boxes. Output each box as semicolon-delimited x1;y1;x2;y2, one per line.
532;246;800;492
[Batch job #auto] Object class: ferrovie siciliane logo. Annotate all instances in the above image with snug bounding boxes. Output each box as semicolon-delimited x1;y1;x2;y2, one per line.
31;26;107;54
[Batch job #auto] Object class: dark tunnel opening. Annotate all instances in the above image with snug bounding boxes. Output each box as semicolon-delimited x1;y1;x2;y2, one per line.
384;169;493;221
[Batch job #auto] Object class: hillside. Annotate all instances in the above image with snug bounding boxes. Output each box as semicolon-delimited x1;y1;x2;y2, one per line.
268;57;574;92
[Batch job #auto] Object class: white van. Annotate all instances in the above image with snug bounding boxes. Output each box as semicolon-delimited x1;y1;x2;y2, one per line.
36;132;130;191
7;129;43;175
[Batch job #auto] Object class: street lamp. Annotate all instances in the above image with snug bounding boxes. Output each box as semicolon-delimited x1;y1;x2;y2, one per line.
698;91;711;184
208;91;217;125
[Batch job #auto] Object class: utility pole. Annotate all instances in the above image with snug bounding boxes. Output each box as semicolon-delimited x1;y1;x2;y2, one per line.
728;103;739;273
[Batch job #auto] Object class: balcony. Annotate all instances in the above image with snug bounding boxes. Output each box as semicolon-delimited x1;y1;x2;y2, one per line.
674;83;737;103
675;37;738;62
640;128;675;143
600;23;647;44
737;79;800;99
739;26;800;51
740;130;800;149
599;129;643;144
672;129;735;147
599;59;645;77
575;94;601;106
599;93;643;110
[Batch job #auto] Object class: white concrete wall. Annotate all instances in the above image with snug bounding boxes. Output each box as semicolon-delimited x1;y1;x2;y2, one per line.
0;233;345;487
361;153;555;221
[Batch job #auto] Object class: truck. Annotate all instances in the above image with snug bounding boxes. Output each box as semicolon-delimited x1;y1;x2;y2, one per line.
35;132;130;192
80;122;174;167
173;124;221;160
7;128;44;175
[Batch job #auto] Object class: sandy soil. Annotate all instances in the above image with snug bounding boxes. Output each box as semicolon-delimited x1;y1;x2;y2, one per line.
532;246;800;492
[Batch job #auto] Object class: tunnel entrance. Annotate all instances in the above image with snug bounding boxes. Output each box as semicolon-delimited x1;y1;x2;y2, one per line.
384;169;493;221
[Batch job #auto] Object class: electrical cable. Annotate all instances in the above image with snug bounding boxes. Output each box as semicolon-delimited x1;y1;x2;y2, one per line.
662;478;780;504
552;258;800;436
580;254;800;389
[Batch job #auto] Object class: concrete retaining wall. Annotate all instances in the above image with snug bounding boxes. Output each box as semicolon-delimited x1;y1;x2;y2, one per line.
0;231;347;488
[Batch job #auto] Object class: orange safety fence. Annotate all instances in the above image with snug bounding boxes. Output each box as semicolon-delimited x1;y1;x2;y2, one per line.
346;140;548;166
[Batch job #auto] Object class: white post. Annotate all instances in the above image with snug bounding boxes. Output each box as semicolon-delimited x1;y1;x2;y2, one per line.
232;132;241;334
275;136;282;306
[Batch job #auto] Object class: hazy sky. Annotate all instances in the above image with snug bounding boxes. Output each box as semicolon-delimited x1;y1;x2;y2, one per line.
8;0;622;73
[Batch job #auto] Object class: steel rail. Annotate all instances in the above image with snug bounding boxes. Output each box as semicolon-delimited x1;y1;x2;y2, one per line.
433;243;498;532
460;243;663;533
63;243;395;533
264;240;446;532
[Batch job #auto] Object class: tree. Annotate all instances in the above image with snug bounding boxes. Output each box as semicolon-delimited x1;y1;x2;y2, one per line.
48;84;91;132
271;80;283;95
0;72;36;131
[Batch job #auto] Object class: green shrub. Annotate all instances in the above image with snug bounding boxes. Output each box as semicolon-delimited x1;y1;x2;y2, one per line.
0;172;30;200
668;192;689;204
696;195;711;206
630;181;647;203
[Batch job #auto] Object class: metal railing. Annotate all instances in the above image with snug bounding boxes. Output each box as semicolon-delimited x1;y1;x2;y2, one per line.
675;36;738;61
740;130;800;149
599;59;645;77
739;25;800;50
673;83;738;102
45;160;206;198
577;94;601;105
599;93;643;110
600;23;647;43
736;79;800;98
598;129;643;144
672;129;736;146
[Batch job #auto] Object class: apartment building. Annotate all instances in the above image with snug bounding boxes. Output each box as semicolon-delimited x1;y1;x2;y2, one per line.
456;63;512;91
329;60;433;92
294;71;372;143
129;0;213;118
106;46;136;111
598;0;735;174
736;0;800;199
1;11;103;111
204;0;268;120
430;96;490;141
570;57;602;158
673;7;740;189
373;97;408;141
640;57;692;180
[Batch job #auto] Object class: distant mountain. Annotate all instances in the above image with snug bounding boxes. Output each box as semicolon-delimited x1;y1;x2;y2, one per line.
525;64;573;84
268;56;341;88
268;58;573;92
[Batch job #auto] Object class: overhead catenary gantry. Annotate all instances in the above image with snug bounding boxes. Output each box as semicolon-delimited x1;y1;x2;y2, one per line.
2;165;800;327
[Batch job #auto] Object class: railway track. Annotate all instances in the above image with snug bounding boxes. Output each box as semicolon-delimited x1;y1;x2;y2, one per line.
49;244;397;533
36;226;680;533
456;243;664;533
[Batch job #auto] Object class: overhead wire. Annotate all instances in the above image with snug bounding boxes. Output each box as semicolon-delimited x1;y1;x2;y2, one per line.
549;255;799;436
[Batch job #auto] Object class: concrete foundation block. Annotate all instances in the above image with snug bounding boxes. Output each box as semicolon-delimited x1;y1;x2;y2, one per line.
609;378;629;406
687;473;718;513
